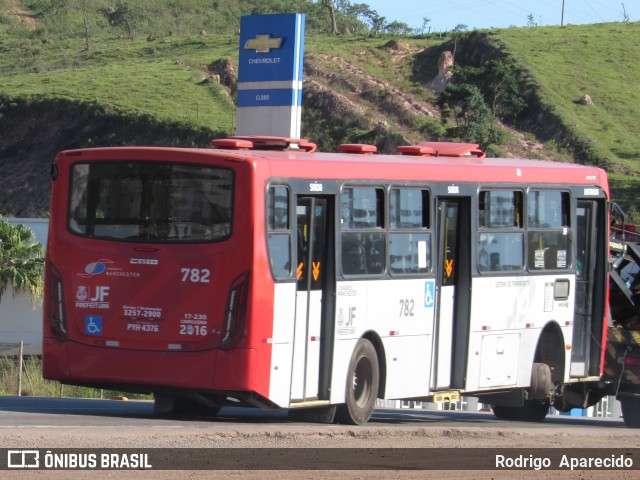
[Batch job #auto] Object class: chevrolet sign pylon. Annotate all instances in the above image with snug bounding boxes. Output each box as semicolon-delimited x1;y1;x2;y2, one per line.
236;13;306;138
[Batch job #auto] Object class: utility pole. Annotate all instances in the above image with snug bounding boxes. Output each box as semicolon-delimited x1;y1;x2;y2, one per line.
561;0;565;26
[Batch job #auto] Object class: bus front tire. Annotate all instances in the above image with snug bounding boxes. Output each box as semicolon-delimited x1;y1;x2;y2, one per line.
336;338;379;425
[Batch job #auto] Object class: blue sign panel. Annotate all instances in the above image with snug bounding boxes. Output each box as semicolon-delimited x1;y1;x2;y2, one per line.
238;13;305;83
237;88;303;107
85;315;102;335
424;281;435;308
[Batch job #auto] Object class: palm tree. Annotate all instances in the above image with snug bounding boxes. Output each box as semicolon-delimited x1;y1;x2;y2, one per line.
0;218;45;305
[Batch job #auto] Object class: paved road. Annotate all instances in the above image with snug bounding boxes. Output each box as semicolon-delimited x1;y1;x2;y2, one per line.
0;395;629;431
1;397;639;479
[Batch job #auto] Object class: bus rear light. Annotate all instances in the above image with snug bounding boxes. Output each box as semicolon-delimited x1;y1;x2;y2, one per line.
46;262;67;341
221;271;250;350
624;354;640;367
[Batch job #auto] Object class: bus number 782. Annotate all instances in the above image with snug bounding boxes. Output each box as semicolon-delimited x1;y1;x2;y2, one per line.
180;268;211;283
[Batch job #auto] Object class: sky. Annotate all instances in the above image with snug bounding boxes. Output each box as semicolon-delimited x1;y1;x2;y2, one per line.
362;0;638;32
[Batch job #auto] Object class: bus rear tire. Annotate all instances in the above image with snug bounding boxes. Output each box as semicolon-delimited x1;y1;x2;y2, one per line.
621;398;640;428
492;400;549;422
336;338;379;425
518;399;549;422
154;393;220;418
288;405;337;423
491;405;520;421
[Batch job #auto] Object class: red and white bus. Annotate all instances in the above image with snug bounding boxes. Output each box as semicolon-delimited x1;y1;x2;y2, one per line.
43;136;610;424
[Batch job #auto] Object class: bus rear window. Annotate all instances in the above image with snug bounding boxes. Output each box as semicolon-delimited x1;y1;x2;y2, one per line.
68;162;233;243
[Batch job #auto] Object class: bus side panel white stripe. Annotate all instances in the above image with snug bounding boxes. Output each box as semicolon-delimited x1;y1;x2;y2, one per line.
269;283;297;407
332;279;435;402
466;275;574;392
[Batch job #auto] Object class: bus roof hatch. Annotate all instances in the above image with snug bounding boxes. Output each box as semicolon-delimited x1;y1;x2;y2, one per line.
396;145;436;156
210;136;317;152
337;144;378;154
416;141;485;158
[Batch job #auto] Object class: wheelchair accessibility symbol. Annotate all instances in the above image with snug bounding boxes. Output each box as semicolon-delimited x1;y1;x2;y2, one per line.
424;281;435;308
85;315;103;335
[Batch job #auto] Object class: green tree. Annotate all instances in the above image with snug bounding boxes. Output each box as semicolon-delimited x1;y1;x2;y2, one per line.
370;14;386;36
437;83;504;147
385;20;412;35
321;0;338;34
77;0;97;51
442;60;527;120
106;1;146;37
0;219;45;305
446;61;526;120
419;16;431;34
482;60;526;119
438;83;491;128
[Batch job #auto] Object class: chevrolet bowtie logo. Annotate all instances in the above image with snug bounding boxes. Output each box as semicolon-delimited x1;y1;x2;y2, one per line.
244;34;283;53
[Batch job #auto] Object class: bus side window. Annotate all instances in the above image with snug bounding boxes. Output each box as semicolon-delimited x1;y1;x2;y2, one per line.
477;190;524;272
341;235;366;274
341;187;385;276
267;186;291;279
527;190;571;271
389;188;431;275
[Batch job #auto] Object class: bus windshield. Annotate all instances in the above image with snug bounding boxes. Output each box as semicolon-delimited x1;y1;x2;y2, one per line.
68;161;233;243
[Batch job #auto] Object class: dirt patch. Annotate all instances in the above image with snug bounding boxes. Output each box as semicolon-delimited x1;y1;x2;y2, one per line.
307;54;438;119
3;0;37;27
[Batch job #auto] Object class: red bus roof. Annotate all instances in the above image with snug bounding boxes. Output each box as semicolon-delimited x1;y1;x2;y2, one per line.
55;144;609;195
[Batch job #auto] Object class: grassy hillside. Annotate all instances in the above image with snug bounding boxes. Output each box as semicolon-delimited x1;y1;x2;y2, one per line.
1;2;639;217
0;34;239;131
485;22;640;212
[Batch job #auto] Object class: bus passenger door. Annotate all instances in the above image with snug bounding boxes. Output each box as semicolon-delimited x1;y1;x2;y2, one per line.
291;196;335;402
572;199;607;377
433;198;472;390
